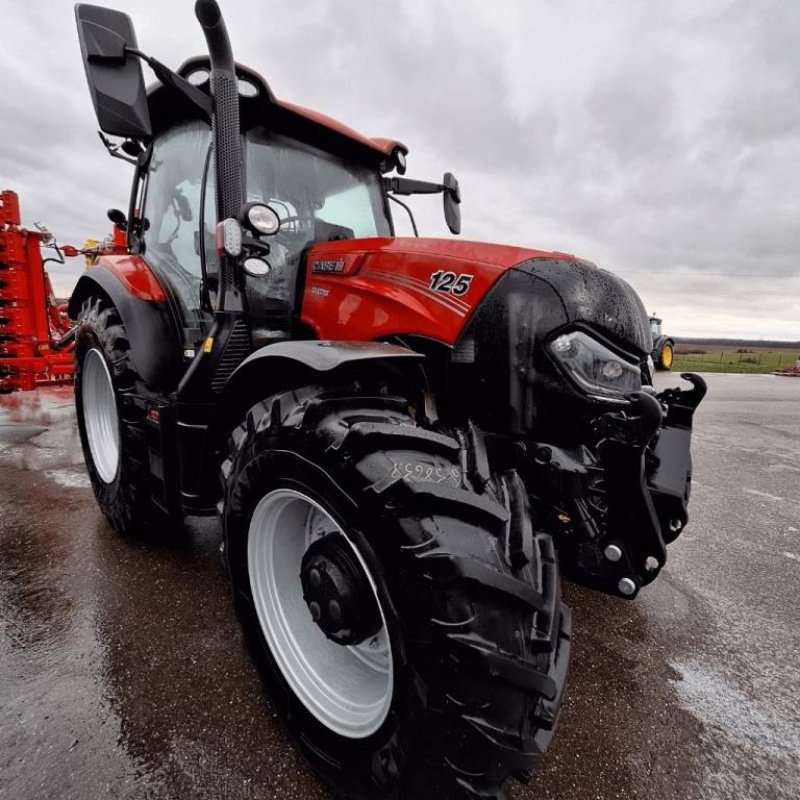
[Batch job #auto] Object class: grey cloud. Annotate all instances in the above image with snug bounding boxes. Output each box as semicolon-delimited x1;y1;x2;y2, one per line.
3;0;799;339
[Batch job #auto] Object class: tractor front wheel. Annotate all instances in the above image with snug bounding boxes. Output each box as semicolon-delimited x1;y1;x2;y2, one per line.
222;383;571;799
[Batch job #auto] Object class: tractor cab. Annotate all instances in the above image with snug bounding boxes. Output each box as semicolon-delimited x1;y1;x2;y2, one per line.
128;59;397;351
137;111;393;346
650;315;663;339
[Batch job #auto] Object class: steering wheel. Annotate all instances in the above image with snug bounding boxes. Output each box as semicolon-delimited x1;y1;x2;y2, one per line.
276;215;307;228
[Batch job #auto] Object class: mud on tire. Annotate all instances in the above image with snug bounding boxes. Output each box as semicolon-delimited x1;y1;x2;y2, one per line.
222;382;571;800
74;296;177;535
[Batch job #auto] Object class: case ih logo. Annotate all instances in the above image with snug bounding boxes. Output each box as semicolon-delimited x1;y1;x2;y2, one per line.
312;258;346;273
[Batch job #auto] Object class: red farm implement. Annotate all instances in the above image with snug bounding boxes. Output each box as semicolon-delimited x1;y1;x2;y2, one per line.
0;189;117;394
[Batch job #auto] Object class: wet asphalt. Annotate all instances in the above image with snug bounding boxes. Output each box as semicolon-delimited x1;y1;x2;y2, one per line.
0;374;798;800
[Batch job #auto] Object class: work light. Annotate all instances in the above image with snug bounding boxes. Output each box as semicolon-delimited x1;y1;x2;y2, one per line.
240;202;281;236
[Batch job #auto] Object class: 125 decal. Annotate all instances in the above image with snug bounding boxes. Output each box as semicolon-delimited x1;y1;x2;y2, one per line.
429;270;474;296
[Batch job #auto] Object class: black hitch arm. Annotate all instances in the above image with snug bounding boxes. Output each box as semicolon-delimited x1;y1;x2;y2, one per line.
647;372;707;543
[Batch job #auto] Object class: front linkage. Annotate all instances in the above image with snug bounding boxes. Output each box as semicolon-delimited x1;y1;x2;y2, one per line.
525;373;707;598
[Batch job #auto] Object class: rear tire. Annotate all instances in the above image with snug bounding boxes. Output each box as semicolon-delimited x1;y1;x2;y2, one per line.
222;383;571;799
74;296;178;535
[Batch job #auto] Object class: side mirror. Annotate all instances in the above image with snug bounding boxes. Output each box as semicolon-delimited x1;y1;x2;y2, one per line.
75;4;151;139
107;207;127;230
442;172;461;235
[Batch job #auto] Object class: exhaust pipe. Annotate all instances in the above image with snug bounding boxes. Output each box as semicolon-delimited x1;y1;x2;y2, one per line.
195;0;243;311
179;0;250;405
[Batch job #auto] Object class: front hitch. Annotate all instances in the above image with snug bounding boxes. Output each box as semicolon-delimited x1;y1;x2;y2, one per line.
647;372;707;543
587;391;667;597
523;392;665;598
523;381;706;600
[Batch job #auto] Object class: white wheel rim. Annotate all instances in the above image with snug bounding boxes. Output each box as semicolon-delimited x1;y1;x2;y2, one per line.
82;348;120;484
248;488;393;738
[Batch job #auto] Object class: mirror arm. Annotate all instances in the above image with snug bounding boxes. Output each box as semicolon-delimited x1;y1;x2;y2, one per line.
383;176;445;196
124;48;213;117
97;131;138;165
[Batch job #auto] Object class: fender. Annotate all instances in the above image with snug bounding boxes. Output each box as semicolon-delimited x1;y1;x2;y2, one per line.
195;340;426;506
214;339;424;437
68;256;183;390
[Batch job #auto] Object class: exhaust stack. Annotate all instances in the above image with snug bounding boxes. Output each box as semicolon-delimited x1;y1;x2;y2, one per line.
195;0;243;310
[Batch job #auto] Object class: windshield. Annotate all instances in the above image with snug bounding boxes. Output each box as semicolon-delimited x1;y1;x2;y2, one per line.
236;130;390;333
245;130;390;255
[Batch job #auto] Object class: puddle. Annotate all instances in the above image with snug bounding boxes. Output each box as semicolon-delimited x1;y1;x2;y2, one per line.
43;469;92;489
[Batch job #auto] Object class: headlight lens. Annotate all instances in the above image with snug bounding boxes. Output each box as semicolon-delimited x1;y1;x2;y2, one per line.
247;203;281;235
550;331;641;401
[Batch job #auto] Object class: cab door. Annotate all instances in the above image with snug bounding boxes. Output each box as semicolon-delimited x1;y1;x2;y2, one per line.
141;120;214;349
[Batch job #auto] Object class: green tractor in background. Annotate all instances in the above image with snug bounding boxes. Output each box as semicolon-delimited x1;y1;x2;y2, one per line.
650;314;675;370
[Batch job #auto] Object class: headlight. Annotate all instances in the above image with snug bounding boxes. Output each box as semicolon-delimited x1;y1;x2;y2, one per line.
550;331;641;401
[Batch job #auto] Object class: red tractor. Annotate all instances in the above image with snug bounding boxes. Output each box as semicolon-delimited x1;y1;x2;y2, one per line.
68;3;705;798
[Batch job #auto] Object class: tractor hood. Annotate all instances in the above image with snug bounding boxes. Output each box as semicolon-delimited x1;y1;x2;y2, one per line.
302;237;652;357
509;257;653;356
307;236;578;270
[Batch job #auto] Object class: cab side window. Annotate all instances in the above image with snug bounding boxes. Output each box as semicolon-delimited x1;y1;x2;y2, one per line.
143;121;211;327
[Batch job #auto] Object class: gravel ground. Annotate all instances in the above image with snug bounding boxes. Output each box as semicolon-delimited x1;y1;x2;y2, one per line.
0;373;798;800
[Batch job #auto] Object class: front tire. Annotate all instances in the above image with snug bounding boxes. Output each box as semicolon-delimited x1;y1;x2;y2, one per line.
222;383;571;799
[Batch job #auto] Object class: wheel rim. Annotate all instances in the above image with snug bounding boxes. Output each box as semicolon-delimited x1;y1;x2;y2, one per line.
82;348;120;484
248;488;393;739
663;344;674;368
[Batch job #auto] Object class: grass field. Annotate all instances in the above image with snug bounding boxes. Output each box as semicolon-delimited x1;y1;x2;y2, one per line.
672;347;800;374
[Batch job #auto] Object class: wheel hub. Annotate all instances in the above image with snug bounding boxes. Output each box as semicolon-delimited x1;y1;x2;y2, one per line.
249;489;393;738
300;533;381;646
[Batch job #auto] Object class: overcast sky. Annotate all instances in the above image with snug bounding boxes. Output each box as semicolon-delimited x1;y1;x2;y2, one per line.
2;0;798;339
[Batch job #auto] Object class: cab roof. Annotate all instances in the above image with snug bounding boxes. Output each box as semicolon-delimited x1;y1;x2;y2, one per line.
146;57;407;172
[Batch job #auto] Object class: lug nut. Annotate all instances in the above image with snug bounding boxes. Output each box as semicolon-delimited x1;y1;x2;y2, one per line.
328;599;342;623
308;568;322;589
535;446;552;464
645;556;660;572
669;518;682;533
308;601;322;621
604;544;623;562
618;578;636;596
